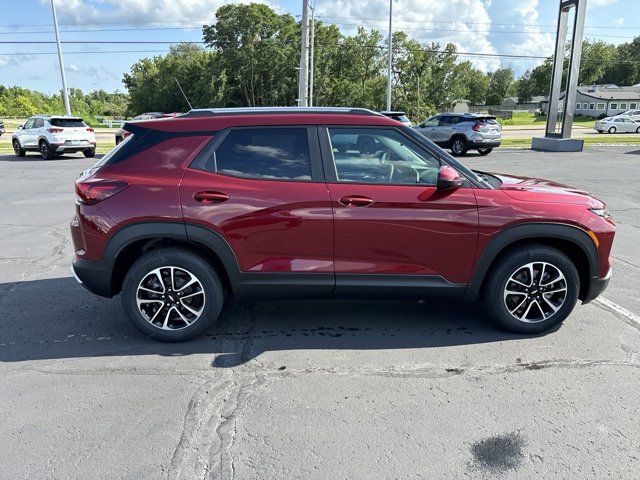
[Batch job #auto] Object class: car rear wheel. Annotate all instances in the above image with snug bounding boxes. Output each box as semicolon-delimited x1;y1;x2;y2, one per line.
121;248;224;342
12;139;26;157
608;126;617;134
482;245;579;334
636;126;640;134
477;148;493;156
39;140;56;160
84;149;96;158
450;137;468;156
115;136;122;145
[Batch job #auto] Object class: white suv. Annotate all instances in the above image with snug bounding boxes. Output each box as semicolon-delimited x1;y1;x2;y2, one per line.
12;115;96;159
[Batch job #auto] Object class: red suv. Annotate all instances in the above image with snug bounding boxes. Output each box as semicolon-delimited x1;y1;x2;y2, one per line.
71;107;615;342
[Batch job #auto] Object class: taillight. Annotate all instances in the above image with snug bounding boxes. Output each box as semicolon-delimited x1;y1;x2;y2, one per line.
48;128;63;133
75;179;128;205
86;127;94;133
472;123;482;132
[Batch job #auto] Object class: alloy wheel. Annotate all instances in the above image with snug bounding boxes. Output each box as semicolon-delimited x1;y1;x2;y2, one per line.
12;140;20;155
452;139;465;155
136;266;206;330
39;142;49;158
503;261;567;323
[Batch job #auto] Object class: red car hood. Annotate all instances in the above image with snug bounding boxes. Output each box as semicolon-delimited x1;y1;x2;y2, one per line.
492;172;604;207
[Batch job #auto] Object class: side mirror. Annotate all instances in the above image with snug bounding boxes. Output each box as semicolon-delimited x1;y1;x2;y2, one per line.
17;125;23;130
437;165;463;190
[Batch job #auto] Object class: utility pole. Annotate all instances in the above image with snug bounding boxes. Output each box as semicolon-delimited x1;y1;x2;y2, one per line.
309;3;315;107
50;0;71;115
297;0;310;107
386;0;392;111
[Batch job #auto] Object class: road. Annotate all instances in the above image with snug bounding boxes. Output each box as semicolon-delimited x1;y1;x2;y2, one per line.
1;147;639;479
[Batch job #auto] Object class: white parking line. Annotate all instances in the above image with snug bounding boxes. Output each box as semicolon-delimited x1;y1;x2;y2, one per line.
594;297;640;329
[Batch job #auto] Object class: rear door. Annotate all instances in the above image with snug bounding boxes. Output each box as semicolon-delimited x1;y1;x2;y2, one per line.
180;126;334;297
319;126;479;296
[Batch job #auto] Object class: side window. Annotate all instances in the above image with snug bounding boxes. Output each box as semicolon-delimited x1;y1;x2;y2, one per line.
33;118;44;128
328;127;440;186
214;127;312;181
422;116;439;127
24;118;35;129
439;116;456;126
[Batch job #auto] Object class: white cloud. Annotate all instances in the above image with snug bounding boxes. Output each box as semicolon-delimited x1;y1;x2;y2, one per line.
315;0;501;72
46;0;277;27
612;17;624;26
588;0;618;7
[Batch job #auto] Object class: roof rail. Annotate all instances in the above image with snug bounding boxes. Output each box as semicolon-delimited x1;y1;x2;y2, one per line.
179;106;383;118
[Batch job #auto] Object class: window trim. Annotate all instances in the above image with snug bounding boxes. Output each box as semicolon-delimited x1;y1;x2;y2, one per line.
589;103;595;110
189;125;325;183
620;103;628;110
630;103;637;109
596;103;605;110
610;103;618;110
582;102;589;110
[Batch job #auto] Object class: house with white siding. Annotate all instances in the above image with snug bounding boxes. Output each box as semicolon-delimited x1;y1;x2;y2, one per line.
542;84;640;118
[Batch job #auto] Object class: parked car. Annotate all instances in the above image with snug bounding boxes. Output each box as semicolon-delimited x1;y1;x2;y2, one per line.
0;119;5;137
413;113;501;156
618;109;640;122
594;116;640;134
380;110;412;126
71;107;614;342
12;115;96;159
115;112;179;144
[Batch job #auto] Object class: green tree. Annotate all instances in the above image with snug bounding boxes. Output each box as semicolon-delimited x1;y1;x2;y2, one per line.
486;67;514;105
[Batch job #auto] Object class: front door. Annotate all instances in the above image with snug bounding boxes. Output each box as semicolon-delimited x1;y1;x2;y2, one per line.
20;118;37;148
320;126;479;296
180;126;334;297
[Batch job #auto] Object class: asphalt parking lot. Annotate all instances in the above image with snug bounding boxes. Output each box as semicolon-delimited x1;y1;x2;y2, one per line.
1;147;640;479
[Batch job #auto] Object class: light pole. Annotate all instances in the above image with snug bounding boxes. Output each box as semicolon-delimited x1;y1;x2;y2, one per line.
386;0;393;111
298;0;310;107
309;3;315;107
50;0;71;115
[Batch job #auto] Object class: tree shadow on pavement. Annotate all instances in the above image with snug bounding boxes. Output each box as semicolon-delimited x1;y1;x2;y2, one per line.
0;277;546;365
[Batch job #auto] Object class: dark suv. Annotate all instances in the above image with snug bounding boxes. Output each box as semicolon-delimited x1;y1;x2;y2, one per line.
71;107;614;342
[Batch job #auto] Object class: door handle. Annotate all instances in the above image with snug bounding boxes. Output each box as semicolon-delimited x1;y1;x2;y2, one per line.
194;191;229;203
339;195;374;207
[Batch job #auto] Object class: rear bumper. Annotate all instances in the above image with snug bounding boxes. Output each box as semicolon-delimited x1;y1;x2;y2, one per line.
468;140;501;149
582;267;611;304
53;141;96;153
72;255;114;298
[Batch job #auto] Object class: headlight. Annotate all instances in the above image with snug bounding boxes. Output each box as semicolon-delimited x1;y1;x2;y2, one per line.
589;207;611;218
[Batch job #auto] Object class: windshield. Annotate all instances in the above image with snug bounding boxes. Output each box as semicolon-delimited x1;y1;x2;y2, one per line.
50;118;86;128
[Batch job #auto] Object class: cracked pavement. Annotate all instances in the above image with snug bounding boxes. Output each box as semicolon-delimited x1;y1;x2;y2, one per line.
1;148;640;479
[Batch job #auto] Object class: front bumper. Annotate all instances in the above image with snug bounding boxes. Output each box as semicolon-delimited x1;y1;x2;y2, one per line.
72;255;114;298
582;267;611;304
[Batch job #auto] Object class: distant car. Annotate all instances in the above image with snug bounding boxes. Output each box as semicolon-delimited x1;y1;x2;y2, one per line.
0;120;4;137
115;112;179;144
11;115;96;159
413;113;501;156
594;116;640;134
617;109;640;122
380;111;412;126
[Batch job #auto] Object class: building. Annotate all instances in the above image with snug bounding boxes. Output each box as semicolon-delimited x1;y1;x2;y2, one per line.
542;84;640;118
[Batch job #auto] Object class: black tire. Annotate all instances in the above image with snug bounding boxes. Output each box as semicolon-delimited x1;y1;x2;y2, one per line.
84;149;96;158
636;126;640;134
477;148;493;156
121;248;224;342
482;245;580;334
39;140;56;160
115;136;122;145
12;139;26;157
450;136;468;156
608;126;616;134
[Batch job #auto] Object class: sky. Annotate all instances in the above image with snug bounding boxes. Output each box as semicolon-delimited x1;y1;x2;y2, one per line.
0;0;638;94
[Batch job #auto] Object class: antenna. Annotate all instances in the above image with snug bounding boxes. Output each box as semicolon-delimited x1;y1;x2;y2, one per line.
173;77;193;110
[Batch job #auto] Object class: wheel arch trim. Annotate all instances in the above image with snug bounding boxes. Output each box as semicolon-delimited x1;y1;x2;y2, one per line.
463;222;599;301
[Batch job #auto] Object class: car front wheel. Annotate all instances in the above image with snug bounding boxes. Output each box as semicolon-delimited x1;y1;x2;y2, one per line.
477;148;493;156
482;245;579;334
12;139;26;157
121;248;224;342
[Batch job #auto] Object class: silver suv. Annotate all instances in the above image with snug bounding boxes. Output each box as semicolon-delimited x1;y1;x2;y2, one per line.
413;113;501;156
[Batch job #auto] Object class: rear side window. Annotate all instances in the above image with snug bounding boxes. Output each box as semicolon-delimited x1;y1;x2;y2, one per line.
50;118;86;127
214;128;312;181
